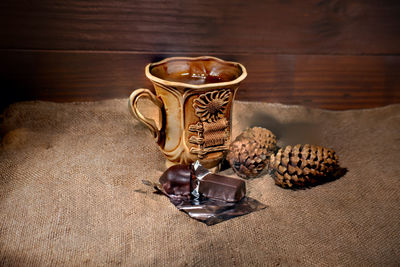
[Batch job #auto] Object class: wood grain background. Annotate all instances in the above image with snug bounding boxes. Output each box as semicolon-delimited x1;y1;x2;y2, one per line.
1;0;399;110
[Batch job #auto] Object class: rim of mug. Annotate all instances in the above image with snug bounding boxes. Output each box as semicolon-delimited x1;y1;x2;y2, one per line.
145;56;247;89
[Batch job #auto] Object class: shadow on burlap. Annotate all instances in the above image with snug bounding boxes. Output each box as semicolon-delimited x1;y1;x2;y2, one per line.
0;99;399;266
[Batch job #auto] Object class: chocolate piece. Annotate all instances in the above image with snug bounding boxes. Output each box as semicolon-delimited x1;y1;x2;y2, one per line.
192;161;246;202
199;173;246;202
159;164;194;198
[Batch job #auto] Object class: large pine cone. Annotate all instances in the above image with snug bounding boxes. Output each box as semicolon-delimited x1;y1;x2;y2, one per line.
270;144;339;188
227;127;277;178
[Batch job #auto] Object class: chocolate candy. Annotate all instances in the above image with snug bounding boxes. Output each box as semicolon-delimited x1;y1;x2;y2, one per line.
154;162;261;225
159;162;246;202
192;161;246;202
198;173;246;202
159;164;194;198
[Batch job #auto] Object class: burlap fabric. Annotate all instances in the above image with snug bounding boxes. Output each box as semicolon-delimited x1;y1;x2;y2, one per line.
0;99;399;266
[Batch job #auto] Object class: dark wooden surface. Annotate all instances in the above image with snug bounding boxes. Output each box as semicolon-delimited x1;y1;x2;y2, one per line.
1;0;400;110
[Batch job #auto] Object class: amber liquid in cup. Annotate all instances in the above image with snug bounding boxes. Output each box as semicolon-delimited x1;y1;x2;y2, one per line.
150;59;242;85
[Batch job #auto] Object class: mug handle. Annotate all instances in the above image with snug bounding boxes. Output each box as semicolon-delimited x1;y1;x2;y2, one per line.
129;88;164;143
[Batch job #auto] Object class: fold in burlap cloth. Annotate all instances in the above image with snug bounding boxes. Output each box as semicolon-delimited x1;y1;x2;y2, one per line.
0;99;399;266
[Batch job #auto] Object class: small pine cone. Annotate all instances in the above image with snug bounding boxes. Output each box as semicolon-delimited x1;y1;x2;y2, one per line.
227;127;277;179
227;137;268;178
241;127;277;153
270;144;339;188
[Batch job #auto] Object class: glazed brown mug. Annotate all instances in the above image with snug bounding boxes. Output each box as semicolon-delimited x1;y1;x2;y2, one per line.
129;56;247;169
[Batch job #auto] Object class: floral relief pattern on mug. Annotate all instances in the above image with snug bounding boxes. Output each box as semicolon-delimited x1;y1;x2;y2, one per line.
189;89;231;158
193;89;231;122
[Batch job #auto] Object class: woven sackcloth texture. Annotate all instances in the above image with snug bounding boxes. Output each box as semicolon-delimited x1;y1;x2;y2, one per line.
0;99;399;266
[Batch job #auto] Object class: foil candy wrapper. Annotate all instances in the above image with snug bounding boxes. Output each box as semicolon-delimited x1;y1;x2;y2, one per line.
170;195;266;226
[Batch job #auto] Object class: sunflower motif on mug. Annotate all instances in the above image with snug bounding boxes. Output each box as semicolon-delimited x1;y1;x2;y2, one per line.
193;89;231;122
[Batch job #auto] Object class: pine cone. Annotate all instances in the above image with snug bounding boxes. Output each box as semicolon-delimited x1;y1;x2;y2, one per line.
227;127;277;179
270;144;339;188
241;127;277;152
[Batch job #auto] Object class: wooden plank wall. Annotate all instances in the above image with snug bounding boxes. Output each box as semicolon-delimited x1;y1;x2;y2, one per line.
1;0;399;110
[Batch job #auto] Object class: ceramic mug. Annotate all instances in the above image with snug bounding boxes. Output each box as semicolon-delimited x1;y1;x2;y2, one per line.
129;56;247;169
